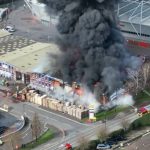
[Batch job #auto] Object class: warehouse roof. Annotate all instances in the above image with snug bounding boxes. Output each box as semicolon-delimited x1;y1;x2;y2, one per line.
0;42;60;73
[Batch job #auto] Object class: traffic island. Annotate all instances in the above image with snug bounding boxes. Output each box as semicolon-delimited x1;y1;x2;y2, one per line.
20;129;54;150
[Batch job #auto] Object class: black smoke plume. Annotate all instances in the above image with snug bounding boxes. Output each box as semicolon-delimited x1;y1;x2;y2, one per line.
44;0;141;94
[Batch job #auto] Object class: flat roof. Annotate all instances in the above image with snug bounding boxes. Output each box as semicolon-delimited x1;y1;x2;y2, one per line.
0;42;60;73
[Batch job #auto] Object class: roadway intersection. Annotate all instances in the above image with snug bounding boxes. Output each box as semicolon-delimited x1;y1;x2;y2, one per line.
0;93;139;150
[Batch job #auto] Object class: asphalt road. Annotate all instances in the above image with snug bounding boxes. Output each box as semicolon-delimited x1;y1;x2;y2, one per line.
34;113;139;150
0;92;139;150
125;132;150;150
4;0;59;43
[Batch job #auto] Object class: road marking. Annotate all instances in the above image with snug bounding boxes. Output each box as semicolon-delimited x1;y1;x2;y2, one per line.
21;123;31;135
142;132;150;137
22;132;31;139
38;113;139;150
38;113;49;120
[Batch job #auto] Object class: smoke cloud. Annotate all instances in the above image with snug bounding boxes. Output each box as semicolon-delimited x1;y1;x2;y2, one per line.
115;94;134;106
43;0;141;95
52;85;100;111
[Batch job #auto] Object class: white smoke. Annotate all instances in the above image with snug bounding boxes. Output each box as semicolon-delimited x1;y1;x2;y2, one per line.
33;53;50;73
79;87;100;112
115;94;134;106
50;84;100;111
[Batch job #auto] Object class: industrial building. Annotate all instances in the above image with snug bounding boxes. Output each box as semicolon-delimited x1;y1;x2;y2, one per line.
0;30;61;84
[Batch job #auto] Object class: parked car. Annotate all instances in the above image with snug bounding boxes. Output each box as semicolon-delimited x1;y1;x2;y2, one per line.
114;135;127;141
3;25;15;33
96;144;112;149
106;140;118;145
0;139;3;145
65;143;72;150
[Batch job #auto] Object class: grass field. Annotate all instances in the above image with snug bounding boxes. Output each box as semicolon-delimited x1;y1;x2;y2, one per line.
20;129;54;150
95;106;129;121
129;113;150;130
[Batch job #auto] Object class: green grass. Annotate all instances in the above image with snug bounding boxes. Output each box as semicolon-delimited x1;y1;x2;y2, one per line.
95;107;128;121
134;88;150;106
129;113;150;130
20;129;54;150
82;106;128;122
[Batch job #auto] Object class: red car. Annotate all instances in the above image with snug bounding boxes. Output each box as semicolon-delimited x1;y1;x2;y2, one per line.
65;143;72;150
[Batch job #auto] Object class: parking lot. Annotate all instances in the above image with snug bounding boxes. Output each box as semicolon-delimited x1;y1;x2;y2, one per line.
0;0;59;43
0;32;36;55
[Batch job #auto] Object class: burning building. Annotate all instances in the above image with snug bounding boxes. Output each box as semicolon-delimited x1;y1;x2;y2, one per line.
43;0;142;97
24;88;89;119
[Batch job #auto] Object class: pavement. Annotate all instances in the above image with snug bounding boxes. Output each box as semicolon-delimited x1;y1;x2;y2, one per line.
1;0;59;43
114;128;150;150
125;132;150;150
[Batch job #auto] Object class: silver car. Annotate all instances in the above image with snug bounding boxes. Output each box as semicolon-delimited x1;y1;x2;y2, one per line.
96;144;111;149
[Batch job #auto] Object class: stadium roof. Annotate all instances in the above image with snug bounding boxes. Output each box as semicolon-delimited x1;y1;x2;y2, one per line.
117;0;150;37
0;42;60;73
118;0;150;26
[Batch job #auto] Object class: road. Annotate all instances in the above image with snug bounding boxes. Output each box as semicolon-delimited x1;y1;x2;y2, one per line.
0;92;139;150
3;0;59;43
124;132;150;150
4;100;139;150
34;113;139;150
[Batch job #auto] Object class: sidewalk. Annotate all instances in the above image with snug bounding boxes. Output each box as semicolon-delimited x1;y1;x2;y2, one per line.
113;127;150;149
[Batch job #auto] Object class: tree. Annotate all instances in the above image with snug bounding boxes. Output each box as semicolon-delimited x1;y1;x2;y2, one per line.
121;118;129;131
76;135;89;150
140;62;150;89
97;126;108;143
2;131;22;150
125;62;150;96
31;113;42;141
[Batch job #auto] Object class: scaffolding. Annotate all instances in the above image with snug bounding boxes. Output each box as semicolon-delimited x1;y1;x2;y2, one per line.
117;0;150;37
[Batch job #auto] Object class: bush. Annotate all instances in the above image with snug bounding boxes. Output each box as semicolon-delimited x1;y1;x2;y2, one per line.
88;140;99;150
129;114;150;130
109;129;125;138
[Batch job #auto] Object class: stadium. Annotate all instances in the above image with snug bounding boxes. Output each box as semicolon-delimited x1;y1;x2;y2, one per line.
24;0;150;48
118;0;150;48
